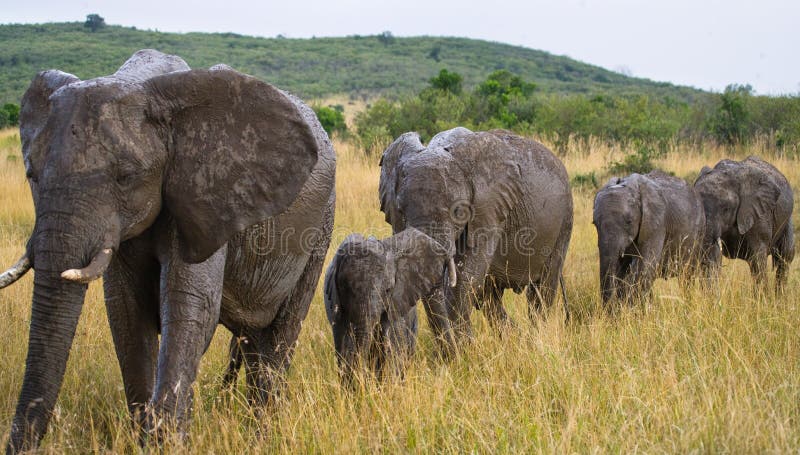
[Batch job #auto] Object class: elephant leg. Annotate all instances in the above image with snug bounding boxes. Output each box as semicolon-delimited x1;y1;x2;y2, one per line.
748;252;769;297
482;279;513;332
103;236;160;429
627;241;663;307
420;289;456;358
773;222;794;296
240;307;304;408
527;260;566;321
775;256;791;296
222;333;246;390
148;242;226;435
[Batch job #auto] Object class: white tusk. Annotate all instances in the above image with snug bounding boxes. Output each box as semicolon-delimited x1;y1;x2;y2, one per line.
0;255;32;289
61;248;113;284
447;257;457;287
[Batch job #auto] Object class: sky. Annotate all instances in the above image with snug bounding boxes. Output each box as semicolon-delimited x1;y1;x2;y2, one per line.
4;0;798;95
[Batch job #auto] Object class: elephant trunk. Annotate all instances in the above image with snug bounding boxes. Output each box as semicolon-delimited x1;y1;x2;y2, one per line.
7;254;87;453
7;210;114;453
599;247;623;307
599;257;619;305
338;324;374;387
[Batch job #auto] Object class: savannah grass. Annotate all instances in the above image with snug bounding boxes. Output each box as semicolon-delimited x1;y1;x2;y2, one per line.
0;127;798;452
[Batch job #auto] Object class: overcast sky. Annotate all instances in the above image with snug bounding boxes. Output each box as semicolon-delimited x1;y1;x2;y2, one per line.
5;0;798;95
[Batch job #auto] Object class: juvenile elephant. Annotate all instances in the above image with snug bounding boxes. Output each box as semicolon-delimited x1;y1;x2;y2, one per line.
694;157;794;294
0;50;335;452
593;171;705;307
379;128;573;350
323;228;448;384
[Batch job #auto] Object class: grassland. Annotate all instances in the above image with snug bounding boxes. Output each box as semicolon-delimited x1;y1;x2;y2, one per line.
0;23;706;105
0;127;798;452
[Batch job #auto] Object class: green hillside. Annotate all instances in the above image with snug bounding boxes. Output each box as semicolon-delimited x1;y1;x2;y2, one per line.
0;22;705;104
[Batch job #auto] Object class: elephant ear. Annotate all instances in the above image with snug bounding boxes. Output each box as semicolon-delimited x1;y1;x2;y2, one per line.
324;234;366;323
323;249;343;324
636;176;666;244
458;132;523;249
146;69;320;263
379;133;425;231
736;174;781;235
20;70;80;160
386;228;449;315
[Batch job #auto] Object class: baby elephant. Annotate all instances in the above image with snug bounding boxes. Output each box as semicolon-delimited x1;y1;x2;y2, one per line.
593;170;706;307
324;228;449;384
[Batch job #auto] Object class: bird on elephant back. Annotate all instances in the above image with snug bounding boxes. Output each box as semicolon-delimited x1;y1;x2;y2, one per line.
0;49;336;452
592;170;706;310
694;156;794;295
378;127;574;354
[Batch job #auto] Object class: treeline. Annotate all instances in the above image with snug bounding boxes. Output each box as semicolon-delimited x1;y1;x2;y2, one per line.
353;70;800;155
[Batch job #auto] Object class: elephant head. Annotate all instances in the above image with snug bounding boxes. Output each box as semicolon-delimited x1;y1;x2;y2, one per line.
379;128;522;293
694;158;782;264
323;228;448;384
0;50;320;452
593;174;663;305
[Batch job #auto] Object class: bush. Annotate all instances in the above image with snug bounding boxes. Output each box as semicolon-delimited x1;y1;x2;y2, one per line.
607;144;664;175
429;69;462;94
313;105;346;136
2;103;19;126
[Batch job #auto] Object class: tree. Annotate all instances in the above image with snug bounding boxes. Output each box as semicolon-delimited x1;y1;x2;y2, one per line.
84;14;106;32
377;31;395;46
429;69;462;94
711;84;752;145
428;45;442;62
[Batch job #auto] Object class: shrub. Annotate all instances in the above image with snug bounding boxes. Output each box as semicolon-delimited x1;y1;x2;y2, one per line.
313;105;346;136
607;144;664;175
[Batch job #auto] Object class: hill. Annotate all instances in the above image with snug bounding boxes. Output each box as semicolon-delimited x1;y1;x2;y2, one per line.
0;22;705;104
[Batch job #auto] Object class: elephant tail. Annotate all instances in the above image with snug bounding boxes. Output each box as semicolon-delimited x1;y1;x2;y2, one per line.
560;275;570;323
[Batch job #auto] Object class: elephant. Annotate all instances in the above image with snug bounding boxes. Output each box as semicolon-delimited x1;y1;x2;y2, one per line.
593;170;706;308
694;156;794;294
0;49;336;452
379;127;573;350
323;228;449;384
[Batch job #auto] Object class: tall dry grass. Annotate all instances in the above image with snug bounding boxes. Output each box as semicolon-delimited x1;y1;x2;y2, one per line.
0;127;798;453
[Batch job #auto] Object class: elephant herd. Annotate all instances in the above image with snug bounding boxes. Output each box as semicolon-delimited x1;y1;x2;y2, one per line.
0;50;794;452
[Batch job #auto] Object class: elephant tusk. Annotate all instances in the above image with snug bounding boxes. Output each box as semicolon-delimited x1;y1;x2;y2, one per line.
0;255;32;289
61;248;113;284
447;257;457;287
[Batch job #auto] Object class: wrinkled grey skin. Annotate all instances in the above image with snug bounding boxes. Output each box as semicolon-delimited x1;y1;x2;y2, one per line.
323;228;448;384
593;171;706;308
0;50;335;452
380;128;573;351
694;157;794;294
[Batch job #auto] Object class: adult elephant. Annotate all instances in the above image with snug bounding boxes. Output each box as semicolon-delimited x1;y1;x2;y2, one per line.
379;128;573;350
0;49;336;452
694;157;794;294
593;171;705;308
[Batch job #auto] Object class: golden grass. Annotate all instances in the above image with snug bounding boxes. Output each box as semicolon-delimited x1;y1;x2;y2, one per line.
0;127;798;452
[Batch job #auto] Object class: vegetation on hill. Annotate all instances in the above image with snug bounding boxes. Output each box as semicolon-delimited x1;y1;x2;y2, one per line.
0;22;705;104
